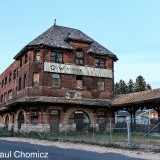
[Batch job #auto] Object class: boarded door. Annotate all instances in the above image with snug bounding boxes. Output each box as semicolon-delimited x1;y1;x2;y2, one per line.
75;111;84;132
50;110;60;133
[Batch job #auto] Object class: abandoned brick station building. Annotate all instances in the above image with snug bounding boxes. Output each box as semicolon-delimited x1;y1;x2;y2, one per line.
0;25;118;132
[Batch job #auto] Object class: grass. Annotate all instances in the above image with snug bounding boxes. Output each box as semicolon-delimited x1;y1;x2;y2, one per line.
0;128;159;151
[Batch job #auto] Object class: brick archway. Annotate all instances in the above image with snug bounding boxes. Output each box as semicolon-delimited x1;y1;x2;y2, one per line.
16;109;26;123
64;107;94;123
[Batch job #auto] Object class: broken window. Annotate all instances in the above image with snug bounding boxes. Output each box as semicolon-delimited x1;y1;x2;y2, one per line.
13;69;17;79
5;77;7;86
4;93;7;102
76;75;83;89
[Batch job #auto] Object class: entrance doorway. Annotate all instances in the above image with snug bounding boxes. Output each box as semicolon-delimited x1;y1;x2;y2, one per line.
50;110;60;133
69;110;90;132
5;115;9;129
17;111;25;130
97;111;106;132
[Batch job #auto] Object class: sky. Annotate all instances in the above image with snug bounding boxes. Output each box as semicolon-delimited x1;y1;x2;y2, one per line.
0;0;160;89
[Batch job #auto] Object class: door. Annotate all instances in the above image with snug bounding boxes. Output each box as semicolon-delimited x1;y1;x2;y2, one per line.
74;111;84;132
98;111;106;132
50;110;60;133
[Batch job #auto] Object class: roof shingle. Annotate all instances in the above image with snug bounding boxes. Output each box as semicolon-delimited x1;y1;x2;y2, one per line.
112;88;160;106
14;25;118;60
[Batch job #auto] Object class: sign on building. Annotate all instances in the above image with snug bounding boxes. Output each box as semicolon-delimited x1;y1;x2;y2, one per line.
44;62;112;78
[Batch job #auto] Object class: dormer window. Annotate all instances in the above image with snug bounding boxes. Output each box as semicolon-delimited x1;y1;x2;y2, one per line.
50;51;62;63
95;58;105;68
34;51;40;61
76;49;84;65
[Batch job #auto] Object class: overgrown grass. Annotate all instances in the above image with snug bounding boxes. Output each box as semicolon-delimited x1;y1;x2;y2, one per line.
0;128;159;151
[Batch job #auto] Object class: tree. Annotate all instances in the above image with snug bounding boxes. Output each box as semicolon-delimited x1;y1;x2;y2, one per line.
114;75;152;96
119;79;128;94
114;82;120;95
146;83;152;90
128;79;135;93
135;75;146;92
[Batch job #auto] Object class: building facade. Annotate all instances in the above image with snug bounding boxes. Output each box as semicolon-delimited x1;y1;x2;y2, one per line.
0;25;118;132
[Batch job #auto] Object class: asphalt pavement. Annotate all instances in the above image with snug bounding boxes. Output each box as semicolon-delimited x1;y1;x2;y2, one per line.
0;139;144;160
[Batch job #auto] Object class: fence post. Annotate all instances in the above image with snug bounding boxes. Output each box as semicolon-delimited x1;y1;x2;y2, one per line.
64;120;67;140
126;117;132;146
92;121;95;142
109;118;112;144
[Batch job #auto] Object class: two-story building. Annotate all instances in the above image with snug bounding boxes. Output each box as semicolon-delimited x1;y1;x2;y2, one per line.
0;24;118;132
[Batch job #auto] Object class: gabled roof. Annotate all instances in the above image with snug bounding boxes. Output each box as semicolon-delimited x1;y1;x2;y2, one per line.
14;25;118;60
112;88;160;107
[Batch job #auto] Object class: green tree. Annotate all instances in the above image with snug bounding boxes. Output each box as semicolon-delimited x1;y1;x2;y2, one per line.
119;79;128;94
146;83;152;90
114;82;120;95
128;79;134;93
135;75;146;92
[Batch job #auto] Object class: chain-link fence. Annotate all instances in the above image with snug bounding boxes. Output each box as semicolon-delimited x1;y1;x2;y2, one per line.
0;118;160;150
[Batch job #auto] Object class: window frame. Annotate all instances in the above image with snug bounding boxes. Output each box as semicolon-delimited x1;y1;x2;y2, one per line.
97;78;105;91
75;49;84;66
34;51;40;61
52;73;61;88
33;73;40;87
95;57;105;68
23;74;27;89
76;75;84;90
50;51;63;63
25;53;28;64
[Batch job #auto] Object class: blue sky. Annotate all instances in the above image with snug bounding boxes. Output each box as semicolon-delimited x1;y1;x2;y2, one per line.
0;0;160;88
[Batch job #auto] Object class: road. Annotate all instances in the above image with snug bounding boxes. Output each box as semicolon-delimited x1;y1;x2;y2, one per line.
0;139;144;160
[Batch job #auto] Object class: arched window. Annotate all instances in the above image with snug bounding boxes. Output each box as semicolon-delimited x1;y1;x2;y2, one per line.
76;49;84;65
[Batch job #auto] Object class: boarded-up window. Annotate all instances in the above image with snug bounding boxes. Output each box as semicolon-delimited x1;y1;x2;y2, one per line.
34;51;40;61
52;74;60;87
33;73;39;87
31;109;38;124
97;79;105;91
76;76;83;89
8;90;13;100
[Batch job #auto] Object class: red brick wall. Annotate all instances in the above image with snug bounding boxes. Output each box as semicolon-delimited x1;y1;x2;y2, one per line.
0;41;115;107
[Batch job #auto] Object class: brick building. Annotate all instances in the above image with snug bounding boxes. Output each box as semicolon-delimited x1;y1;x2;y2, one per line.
0;24;118;132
